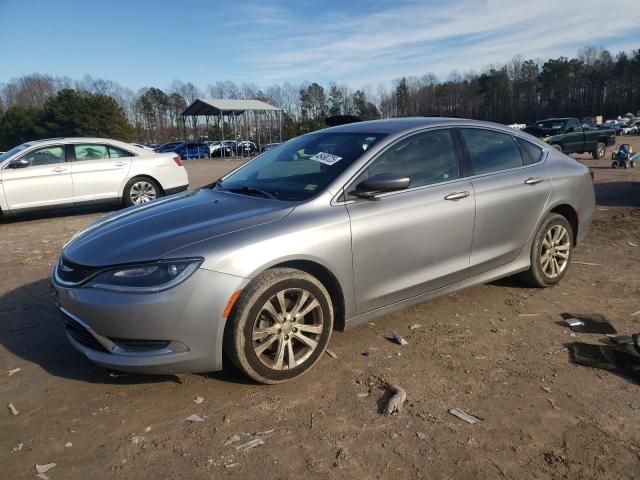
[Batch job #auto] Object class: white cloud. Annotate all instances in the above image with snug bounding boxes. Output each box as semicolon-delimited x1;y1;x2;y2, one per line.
238;0;640;85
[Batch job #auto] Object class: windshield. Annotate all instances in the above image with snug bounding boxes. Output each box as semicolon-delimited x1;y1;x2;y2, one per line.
0;143;31;162
536;120;566;130
218;131;386;201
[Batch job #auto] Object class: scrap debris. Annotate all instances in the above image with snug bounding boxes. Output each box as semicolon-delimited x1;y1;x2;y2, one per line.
561;314;617;334
8;403;19;416
390;332;409;346
236;438;264;451
223;434;241;446
7;368;21;376
35;463;57;474
185;414;204;422
571;261;601;266
409;324;422;330
383;384;407;415
449;408;481;424
325;349;338;359
569;334;640;382
193;396;204;405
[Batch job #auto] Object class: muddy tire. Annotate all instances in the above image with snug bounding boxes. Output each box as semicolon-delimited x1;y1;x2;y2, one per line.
592;142;606;160
519;213;573;288
223;268;334;384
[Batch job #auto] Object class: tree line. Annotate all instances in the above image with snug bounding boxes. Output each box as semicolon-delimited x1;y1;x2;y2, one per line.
1;46;638;150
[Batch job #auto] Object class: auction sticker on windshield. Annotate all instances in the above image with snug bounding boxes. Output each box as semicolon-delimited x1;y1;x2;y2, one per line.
310;152;342;165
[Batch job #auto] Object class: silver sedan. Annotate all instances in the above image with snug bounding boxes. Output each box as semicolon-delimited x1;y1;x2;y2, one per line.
52;118;595;383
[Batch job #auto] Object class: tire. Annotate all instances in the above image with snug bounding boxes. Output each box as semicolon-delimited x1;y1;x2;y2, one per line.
631;160;636;168
592;142;606;160
612;161;618;169
551;144;563;153
123;177;162;207
519;213;573;288
224;268;334;384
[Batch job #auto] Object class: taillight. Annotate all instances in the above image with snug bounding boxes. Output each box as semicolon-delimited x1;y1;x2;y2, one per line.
173;156;183;166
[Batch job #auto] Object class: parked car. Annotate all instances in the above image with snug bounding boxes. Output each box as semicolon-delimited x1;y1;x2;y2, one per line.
0;138;188;216
155;141;183;153
205;141;233;157
620;124;638;135
238;140;258;156
52;118;594;383
173;142;210;159
132;143;155;151
523;117;615;158
259;143;281;153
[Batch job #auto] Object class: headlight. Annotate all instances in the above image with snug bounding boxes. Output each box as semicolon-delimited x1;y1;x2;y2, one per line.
87;258;203;293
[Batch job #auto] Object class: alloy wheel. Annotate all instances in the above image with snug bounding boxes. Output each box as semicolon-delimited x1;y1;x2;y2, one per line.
541;224;571;278
252;288;323;370
130;181;157;204
597;144;605;158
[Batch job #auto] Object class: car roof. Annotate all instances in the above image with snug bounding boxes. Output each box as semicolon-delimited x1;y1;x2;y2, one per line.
22;137;152;155
321;117;513;135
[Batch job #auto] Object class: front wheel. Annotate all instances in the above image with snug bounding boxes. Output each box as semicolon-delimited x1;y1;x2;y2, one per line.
519;213;573;287
123;177;162;207
592;142;606;160
224;268;334;384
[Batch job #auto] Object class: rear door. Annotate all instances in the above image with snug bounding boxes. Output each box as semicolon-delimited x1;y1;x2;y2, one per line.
459;128;551;276
346;128;475;313
1;144;74;211
70;143;133;203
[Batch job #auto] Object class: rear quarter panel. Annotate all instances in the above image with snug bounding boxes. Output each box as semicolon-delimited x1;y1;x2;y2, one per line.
124;153;188;194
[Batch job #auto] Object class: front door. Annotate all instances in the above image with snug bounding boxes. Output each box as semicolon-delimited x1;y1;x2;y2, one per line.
1;144;74;211
70;143;132;203
346;128;475;314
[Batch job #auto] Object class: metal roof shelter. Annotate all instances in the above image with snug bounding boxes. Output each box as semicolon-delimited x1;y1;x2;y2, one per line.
181;99;284;156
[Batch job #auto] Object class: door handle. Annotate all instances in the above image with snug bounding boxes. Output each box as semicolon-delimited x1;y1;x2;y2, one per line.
444;191;470;201
52;167;67;173
113;162;127;167
524;177;544;185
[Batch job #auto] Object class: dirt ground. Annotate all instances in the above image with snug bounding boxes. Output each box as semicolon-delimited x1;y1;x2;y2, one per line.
1;141;639;480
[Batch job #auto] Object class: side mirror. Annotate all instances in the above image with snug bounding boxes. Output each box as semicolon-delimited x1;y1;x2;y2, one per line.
7;158;29;169
350;173;411;199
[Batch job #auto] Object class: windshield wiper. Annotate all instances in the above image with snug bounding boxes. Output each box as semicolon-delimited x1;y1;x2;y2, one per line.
225;186;279;200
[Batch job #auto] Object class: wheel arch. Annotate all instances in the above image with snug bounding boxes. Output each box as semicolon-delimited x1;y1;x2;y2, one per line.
248;259;347;331
549;203;579;245
120;174;165;201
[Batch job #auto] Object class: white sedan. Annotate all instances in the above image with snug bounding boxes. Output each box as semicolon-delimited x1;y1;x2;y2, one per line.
0;137;189;216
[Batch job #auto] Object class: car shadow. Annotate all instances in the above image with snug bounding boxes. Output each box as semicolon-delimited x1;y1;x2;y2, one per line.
0;277;253;385
594;181;640;207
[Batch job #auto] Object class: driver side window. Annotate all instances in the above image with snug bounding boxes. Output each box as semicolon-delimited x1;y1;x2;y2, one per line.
19;146;66;166
360;128;459;189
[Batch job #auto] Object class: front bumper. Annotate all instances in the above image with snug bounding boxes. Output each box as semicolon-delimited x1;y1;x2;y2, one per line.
52;268;248;374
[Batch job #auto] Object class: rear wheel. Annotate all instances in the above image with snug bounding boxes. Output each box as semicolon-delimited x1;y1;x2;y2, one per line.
551;144;562;153
592;142;606;160
123;177;162;207
224;268;333;384
520;213;573;287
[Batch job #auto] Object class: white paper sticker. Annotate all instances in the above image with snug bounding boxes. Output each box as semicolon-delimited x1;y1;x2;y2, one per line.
309;152;342;166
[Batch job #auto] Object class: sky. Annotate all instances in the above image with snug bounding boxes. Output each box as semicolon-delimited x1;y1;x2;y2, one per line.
1;0;639;91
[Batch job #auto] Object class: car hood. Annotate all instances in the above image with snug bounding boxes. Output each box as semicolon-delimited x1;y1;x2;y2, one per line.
63;188;295;266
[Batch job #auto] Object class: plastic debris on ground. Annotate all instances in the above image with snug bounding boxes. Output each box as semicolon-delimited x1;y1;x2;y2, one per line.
8;403;19;415
325;349;338;359
36;463;57;474
186;414;204;422
7;368;21;376
383;384;407;415
416;432;426;440
390;332;408;346
449;408;481;424
409;324;422;330
65;442;72;448
193;396;204;404
569;334;640;383
223;434;241;446
560;313;617;334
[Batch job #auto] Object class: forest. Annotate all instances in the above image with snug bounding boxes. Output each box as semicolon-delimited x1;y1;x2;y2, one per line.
0;46;638;150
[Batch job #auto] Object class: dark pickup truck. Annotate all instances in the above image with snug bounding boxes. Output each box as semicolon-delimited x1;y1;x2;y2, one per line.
523;117;615;159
